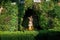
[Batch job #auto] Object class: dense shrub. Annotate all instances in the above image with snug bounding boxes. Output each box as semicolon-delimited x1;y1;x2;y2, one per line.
0;31;38;40
0;31;60;40
25;0;33;10
51;4;60;31
0;1;18;31
39;13;49;30
0;0;60;31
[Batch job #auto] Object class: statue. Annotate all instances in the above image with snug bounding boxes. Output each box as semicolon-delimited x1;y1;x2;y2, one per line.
28;16;34;30
0;6;3;14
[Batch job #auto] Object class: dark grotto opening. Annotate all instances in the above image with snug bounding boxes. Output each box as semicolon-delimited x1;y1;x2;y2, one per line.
22;8;42;30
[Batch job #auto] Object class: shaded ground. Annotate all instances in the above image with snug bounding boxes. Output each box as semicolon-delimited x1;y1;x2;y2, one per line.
35;30;60;40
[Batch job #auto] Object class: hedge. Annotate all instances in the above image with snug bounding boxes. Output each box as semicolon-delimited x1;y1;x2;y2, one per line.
0;31;38;40
36;30;60;40
0;0;60;31
0;30;60;40
0;1;18;31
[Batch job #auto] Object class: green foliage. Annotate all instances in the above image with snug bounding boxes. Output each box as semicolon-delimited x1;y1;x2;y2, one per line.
52;18;60;31
25;0;33;10
41;1;54;12
39;13;49;30
0;1;18;31
51;4;60;31
0;31;60;40
0;31;38;40
54;5;60;19
0;0;60;31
